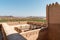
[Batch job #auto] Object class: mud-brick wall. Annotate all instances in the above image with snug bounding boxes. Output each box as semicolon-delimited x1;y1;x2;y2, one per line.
37;28;48;40
48;24;60;40
0;24;7;40
46;2;60;40
20;29;48;40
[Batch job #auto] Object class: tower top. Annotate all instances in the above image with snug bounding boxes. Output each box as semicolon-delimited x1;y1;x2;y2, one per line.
47;2;59;7
55;2;59;5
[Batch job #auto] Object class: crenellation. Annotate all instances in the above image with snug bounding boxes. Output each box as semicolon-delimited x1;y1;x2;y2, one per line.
47;2;60;8
52;3;55;5
55;2;59;5
46;5;49;7
49;4;51;7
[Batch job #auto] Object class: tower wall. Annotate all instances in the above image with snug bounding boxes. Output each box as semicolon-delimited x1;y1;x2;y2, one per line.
47;2;60;40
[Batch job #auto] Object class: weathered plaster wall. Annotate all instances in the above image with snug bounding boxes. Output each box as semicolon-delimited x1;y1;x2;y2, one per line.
20;29;47;40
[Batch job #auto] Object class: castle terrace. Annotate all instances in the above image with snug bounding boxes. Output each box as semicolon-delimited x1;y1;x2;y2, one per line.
0;21;47;40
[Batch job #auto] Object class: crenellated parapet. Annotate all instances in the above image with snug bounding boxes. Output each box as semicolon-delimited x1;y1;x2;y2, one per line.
47;2;59;7
46;2;60;24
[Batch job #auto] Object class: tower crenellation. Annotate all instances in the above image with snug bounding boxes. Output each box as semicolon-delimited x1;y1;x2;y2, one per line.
47;2;60;7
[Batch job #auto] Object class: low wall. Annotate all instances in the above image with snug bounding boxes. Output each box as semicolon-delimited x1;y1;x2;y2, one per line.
37;28;48;40
20;29;48;40
0;24;7;40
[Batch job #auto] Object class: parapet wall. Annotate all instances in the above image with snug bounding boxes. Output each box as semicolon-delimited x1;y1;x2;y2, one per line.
20;29;48;40
7;21;45;26
0;24;7;40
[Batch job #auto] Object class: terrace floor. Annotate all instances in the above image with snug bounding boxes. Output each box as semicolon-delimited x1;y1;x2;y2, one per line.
2;23;27;40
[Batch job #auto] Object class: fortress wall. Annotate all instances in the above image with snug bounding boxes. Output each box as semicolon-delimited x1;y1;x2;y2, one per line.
7;21;28;26
47;2;60;40
20;29;47;40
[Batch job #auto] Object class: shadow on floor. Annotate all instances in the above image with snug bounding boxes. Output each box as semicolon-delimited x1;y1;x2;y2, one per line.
7;33;27;40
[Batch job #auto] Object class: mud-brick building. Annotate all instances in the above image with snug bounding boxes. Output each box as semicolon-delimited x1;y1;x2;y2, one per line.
46;2;60;40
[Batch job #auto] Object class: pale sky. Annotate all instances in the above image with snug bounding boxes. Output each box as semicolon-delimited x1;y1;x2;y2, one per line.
0;0;60;17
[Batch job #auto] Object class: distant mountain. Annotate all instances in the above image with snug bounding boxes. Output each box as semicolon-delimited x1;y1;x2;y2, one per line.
0;16;46;22
0;16;46;19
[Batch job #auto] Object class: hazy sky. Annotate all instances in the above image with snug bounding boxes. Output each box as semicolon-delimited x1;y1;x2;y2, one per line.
0;0;60;17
